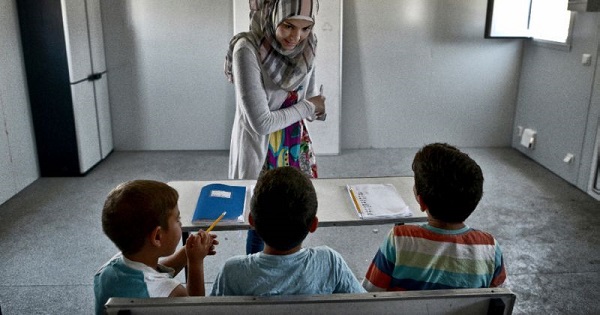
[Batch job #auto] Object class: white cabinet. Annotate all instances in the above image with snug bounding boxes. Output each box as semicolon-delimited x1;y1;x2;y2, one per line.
17;0;112;176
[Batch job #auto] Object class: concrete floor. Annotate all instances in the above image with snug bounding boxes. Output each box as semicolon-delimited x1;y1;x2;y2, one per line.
0;148;598;314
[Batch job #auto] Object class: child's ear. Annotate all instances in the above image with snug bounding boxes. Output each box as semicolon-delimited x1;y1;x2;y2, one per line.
308;216;318;233
248;213;255;227
416;195;428;212
149;226;162;247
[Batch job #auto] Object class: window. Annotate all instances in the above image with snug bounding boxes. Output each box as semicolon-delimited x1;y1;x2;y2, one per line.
529;0;573;43
485;0;574;48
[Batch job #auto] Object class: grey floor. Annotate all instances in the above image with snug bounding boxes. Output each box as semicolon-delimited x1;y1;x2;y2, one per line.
0;148;598;314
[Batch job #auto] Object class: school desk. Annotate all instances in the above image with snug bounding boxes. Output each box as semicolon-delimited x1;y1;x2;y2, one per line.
168;176;427;235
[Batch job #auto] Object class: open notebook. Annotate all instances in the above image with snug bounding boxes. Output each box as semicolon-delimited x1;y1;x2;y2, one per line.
347;184;412;219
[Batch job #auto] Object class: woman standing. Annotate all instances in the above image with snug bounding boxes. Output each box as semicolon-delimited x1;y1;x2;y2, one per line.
225;0;325;254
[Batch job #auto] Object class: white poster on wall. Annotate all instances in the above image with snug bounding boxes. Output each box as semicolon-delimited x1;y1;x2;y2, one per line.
233;0;341;155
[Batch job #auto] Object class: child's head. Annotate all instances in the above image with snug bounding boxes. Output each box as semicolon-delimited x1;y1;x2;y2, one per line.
102;180;180;255
412;143;484;223
250;166;318;251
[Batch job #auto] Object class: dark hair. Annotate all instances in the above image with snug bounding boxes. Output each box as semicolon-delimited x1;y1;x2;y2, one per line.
412;143;483;223
250;167;318;251
101;180;179;255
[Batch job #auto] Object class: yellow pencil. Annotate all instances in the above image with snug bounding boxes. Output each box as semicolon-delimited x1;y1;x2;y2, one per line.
205;211;226;233
349;188;362;214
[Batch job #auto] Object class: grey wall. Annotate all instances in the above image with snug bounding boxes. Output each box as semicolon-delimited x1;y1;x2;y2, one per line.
513;12;600;191
6;1;599;201
102;0;522;151
0;0;38;205
341;0;520;149
101;0;235;150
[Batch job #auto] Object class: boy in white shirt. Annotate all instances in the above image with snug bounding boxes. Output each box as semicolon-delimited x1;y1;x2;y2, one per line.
94;180;218;314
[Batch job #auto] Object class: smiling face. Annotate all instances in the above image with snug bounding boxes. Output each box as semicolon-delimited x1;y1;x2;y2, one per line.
275;18;314;51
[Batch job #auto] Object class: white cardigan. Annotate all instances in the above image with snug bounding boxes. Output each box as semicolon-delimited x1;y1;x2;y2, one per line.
228;38;319;179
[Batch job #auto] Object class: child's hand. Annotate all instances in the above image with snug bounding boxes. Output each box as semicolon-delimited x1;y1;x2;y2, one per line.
207;233;219;255
185;230;212;263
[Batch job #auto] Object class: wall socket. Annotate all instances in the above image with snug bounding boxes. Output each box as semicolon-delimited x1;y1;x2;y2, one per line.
517;126;523;137
563;153;575;164
582;54;592;66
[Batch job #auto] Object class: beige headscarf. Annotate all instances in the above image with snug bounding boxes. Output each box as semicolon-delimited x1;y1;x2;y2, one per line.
224;0;319;91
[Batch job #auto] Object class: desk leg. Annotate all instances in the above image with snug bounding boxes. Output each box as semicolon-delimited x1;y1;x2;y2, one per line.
181;231;189;282
182;231;189;246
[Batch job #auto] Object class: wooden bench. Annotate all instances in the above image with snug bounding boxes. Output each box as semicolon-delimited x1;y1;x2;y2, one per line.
104;287;516;315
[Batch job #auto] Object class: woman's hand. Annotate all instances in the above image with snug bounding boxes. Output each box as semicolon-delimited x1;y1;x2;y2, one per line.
308;94;326;115
307;85;326;118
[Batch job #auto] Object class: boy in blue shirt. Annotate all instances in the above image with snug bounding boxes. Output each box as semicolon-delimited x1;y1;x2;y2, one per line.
211;167;365;296
94;180;218;314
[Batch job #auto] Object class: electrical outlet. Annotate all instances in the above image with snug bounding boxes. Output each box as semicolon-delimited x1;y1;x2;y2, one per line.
563;153;574;164
582;54;592;66
517;126;523;137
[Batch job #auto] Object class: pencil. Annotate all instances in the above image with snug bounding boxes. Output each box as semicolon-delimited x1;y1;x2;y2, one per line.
348;188;362;214
205;211;226;233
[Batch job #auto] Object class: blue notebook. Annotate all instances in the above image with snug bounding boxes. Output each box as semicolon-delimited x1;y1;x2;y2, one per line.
192;184;247;224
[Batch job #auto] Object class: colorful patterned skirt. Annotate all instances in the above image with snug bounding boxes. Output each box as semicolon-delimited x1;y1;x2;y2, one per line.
264;90;318;178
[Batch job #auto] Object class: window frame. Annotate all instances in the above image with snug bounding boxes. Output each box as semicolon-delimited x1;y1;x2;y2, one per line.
485;0;575;51
531;11;576;51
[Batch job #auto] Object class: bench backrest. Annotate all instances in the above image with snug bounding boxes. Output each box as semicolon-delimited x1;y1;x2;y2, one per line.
105;287;516;315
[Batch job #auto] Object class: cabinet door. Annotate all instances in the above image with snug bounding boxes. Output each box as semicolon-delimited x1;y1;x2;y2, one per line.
61;0;92;82
86;0;106;72
71;81;101;173
94;75;113;158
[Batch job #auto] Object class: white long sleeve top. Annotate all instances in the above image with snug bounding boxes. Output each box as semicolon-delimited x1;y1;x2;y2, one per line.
228;38;319;179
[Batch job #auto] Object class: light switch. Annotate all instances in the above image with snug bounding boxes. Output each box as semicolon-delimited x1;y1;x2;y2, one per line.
582;54;592;66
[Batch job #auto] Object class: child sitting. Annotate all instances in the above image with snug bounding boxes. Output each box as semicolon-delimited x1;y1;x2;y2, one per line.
94;180;218;314
363;143;507;291
210;166;365;295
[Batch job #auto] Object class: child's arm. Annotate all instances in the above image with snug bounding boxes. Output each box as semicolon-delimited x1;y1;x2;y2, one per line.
362;229;396;292
160;233;218;276
490;244;507;287
160;247;187;276
183;230;213;296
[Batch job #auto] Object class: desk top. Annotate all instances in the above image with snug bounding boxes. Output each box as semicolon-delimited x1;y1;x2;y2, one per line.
168;177;427;232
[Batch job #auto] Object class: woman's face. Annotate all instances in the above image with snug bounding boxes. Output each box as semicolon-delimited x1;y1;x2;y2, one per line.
275;18;314;51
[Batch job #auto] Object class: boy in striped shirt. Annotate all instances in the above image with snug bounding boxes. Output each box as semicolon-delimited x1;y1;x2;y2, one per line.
362;143;507;291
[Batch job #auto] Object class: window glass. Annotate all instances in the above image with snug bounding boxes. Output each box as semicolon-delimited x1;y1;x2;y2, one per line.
485;0;573;45
530;0;572;43
485;0;531;38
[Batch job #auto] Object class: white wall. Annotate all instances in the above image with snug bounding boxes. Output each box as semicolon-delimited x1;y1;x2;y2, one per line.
0;0;39;205
102;0;522;151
